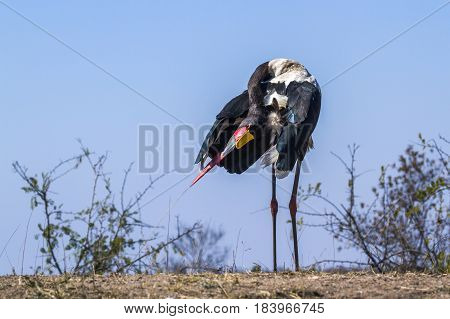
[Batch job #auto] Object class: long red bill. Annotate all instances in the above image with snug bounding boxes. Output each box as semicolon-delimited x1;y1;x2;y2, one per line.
190;154;223;187
191;126;253;187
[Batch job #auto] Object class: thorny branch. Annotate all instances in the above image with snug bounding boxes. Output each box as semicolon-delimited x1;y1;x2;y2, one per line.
13;144;199;275
301;135;449;272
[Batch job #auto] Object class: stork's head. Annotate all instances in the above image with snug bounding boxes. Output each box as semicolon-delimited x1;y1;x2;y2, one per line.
268;58;301;77
191;125;254;186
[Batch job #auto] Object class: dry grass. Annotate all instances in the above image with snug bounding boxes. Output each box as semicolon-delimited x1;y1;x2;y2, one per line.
0;272;448;299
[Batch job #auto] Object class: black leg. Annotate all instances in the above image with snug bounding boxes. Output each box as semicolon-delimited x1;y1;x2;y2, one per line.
289;161;301;271
270;164;278;272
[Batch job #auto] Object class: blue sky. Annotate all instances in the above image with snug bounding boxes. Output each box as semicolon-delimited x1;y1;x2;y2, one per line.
1;0;449;273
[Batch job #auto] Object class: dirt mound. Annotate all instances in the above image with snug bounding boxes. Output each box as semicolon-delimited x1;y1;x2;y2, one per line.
0;272;447;299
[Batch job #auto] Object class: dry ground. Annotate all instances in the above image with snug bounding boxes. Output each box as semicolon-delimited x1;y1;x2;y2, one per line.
0;272;448;299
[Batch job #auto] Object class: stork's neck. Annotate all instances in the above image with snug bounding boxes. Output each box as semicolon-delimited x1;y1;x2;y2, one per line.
248;62;270;107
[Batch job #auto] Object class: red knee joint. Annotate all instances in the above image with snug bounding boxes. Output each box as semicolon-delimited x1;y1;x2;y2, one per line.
289;197;297;216
270;198;278;215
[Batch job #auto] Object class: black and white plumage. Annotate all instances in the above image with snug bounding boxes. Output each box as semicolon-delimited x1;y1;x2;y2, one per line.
192;58;321;272
194;58;321;178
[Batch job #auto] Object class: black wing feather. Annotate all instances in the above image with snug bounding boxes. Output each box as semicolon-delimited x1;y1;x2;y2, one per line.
221;125;272;174
195;91;250;164
276;81;321;172
216;90;249;119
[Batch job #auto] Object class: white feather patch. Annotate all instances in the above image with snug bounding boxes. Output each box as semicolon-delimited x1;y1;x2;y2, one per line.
267;58;320;90
267;112;283;132
275;169;290;179
260;145;279;167
259;144;290;178
263;92;288;109
270;70;317;88
268;58;297;76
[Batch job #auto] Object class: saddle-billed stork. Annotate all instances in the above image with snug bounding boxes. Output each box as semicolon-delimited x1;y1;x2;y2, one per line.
192;58;321;272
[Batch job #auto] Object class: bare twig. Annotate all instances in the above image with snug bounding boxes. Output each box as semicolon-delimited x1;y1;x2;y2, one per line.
116;223;200;273
1;225;21;261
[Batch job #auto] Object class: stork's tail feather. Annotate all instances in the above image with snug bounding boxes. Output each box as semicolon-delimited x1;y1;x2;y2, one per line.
259;145;279;168
275;168;290;179
260;145;291;178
